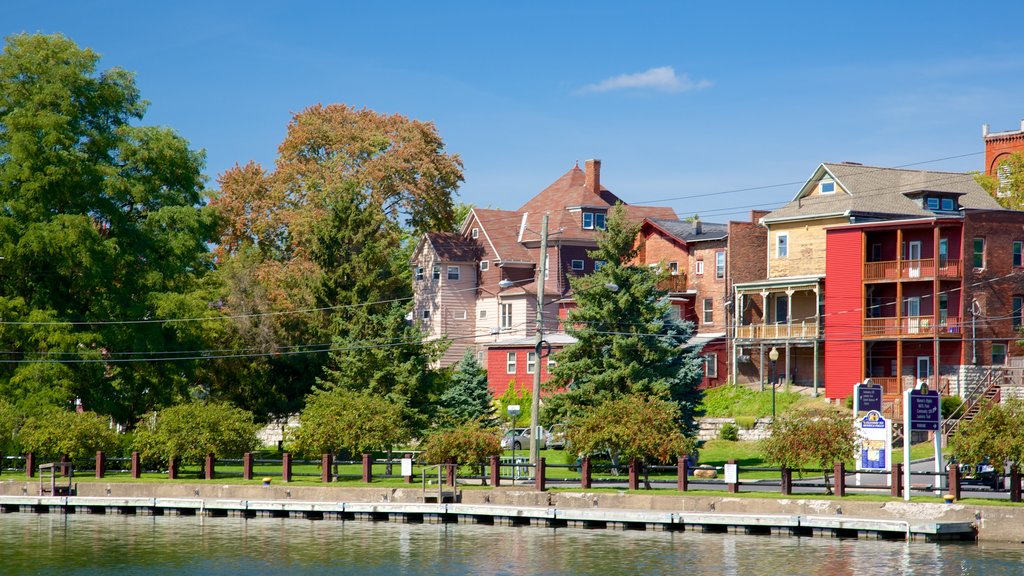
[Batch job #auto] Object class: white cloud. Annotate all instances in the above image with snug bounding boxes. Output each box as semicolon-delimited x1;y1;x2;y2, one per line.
577;66;711;94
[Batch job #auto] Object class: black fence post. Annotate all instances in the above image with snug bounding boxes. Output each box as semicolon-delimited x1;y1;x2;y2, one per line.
25;452;34;478
535;457;546;492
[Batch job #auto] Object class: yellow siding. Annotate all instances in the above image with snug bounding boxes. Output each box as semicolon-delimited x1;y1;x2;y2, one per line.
768;216;848;278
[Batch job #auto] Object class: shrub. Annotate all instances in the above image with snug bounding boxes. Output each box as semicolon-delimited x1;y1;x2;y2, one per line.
941;396;964;420
18;409;119;460
289;388;411;458
419;420;501;465
718;422;739;441
734;416;756;430
761;408;855;494
133;402;259;466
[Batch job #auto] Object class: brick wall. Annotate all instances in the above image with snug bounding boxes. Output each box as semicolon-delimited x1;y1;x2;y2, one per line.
727;212;768;288
962;210;1024;365
985;130;1024;175
688;240;728;331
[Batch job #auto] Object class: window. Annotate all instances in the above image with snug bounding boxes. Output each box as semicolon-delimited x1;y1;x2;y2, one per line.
1014;296;1023;329
668;304;681;321
938;238;948;265
506;352;517;374
455;310;467;320
1015;242;1023;268
973;238;985;269
500;303;513;329
471;228;479;239
595;213;606;230
421;310;430;319
927;197;940;210
715;251;726;279
775;295;789;324
703;298;713;324
668;261;679;275
819;181;835;194
479;309;487;319
776;233;789;258
527;352;537;374
547;357;557;370
447;266;460;280
871;244;882;262
594;260;606;271
415;266;424;281
432;265;441;280
941;198;955;211
582;212;594;229
480;260;489;271
705;353;718;379
571;259;584;271
695;260;704;276
993;343;1007;365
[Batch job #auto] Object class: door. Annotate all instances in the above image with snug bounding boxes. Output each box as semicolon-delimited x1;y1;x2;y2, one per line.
938;238;948;266
916;356;931;388
907;241;922;278
905;296;921;333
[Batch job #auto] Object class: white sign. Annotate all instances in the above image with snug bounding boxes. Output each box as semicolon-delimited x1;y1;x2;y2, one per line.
400;458;413;477
507;404;521;416
724;463;738;484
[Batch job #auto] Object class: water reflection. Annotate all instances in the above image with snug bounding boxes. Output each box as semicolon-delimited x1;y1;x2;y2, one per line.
2;513;1023;575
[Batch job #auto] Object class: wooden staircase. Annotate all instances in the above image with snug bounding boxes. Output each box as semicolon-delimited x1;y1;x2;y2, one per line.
942;367;1008;438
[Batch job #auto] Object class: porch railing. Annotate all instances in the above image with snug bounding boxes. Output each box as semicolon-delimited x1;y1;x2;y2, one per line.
863;316;962;337
657;274;687;293
734;321;820;340
863;259;962;281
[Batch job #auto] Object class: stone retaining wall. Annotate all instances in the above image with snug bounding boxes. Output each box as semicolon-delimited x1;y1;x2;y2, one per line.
697;417;771;441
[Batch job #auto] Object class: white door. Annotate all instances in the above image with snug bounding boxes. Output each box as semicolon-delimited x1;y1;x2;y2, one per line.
908;241;922;278
905;296;921;333
916;356;931;388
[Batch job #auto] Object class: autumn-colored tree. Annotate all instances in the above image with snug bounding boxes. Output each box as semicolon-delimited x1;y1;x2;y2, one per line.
419;420;502;469
567;394;696;482
761;408;855;494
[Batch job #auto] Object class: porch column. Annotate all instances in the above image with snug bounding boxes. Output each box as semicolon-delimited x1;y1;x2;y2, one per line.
759;341;765;392
785;289;795;339
813;285;821;396
813;340;819;397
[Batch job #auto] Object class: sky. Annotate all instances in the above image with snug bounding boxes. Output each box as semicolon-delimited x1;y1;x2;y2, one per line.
6;1;1024;223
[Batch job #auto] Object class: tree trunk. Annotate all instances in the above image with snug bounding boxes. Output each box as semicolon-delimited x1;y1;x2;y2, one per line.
822;469;833;495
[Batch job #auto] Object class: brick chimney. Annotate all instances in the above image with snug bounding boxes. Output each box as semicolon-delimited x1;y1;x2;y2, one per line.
584;159;601;194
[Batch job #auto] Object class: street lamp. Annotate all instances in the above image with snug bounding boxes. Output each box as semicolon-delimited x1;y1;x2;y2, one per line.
768;347;779;420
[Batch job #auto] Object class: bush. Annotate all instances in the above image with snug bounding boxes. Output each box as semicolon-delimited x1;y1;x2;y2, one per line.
734;416;756;430
718;422;739;441
289;388;411;458
18;409;119;460
941;396;963;419
133;402;259;466
419;421;501;465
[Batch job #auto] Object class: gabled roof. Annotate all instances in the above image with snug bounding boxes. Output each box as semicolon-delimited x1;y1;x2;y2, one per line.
417;232;483;263
518;165;622;213
645;218;728;243
763;163;1001;223
469;208;532;264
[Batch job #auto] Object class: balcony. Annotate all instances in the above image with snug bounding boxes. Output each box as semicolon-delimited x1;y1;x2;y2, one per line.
735;321;821;341
863;259;962;282
863;316;962;338
657;274;687;293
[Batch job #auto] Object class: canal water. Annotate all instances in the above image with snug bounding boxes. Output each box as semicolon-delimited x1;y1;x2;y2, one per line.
3;513;1024;575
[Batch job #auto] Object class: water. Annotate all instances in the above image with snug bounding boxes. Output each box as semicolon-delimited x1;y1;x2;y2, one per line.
3;513;1024;575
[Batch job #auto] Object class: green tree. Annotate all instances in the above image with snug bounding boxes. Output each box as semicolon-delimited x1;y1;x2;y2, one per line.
550;204;705;435
949;399;1024;476
495;381;532;428
132;402;259;468
761;408;855;494
0;398;23;454
0;33;218;424
18;409;119;460
419;420;502;475
567;394;696;483
289;388;412;458
437;350;496;427
976;152;1024;210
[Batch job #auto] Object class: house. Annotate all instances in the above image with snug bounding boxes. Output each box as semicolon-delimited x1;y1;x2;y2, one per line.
637;212;767;388
732;162;1003;397
411;159;677;395
984;119;1024;179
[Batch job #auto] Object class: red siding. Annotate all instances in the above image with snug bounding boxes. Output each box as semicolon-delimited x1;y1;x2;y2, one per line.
485;346;560;397
699;338;728;388
825;228;863;400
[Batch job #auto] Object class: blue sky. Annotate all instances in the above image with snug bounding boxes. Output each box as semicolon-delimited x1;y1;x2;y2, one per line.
7;1;1024;222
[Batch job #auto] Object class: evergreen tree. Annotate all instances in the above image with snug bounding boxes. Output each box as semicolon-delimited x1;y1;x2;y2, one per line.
550;204;705;435
438;350;496;427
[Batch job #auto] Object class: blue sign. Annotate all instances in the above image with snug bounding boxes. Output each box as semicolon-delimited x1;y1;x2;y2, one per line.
859;411;887;470
857;385;882;412
909;389;940;431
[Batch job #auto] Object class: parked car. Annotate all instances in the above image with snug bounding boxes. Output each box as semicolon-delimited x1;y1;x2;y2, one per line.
947;458;1000;490
547;424;567;450
500;427;547;450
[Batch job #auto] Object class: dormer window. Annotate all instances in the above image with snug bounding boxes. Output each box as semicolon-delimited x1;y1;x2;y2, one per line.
583;212;594;229
595;213;606;230
819;180;835;194
941;198;954;211
927;197;940;210
582;211;607;230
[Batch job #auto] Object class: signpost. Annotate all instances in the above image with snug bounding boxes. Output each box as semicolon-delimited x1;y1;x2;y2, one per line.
853;382;887;486
903;385;941;501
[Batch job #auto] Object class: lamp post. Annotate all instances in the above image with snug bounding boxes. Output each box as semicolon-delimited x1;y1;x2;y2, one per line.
768;347;779;420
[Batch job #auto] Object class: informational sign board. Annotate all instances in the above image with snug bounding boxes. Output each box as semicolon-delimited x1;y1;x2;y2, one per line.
857;384;882;413
723;463;738;484
401;458;413;477
857;411;888;471
908;389;940;431
507;404;520;417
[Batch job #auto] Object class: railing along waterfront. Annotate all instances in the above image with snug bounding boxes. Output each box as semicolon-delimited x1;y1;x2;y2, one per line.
863;259;962;281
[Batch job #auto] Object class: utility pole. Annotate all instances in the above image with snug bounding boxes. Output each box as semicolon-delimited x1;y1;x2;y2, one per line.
530;214;549;468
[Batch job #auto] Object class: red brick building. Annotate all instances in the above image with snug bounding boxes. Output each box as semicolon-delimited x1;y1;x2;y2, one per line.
984;119;1024;177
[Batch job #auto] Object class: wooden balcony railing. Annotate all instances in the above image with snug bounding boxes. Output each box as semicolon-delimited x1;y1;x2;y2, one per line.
863;259;962;281
657;274;687;293
734;321;821;340
863;316;962;338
